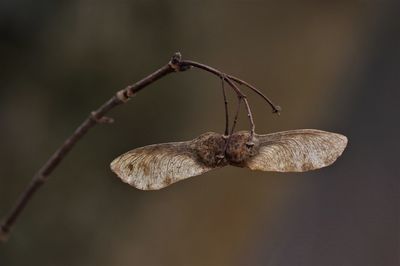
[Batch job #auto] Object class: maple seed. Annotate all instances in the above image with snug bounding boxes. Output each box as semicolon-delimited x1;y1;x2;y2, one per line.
110;129;348;190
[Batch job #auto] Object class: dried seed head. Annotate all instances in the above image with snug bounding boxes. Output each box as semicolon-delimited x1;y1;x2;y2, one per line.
110;129;348;190
190;132;228;168
225;131;260;167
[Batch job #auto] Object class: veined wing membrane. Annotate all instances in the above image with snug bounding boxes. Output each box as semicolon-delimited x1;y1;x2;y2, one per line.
110;141;212;190
246;129;348;172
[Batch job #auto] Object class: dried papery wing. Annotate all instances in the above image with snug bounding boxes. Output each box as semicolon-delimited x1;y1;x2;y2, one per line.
110;141;212;190
246;129;348;172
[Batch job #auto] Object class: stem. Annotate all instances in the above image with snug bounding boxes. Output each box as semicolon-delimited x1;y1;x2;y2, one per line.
0;53;278;242
180;60;256;135
230;96;242;135
228;75;281;114
221;75;229;136
220;96;242;158
0;54;179;242
181;60;281;114
225;78;256;137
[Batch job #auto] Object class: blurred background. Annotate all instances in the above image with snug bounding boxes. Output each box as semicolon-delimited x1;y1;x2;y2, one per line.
0;1;399;265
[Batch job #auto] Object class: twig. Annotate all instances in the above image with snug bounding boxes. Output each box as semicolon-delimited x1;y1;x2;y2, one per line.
180;60;256;138
230;96;242;135
181;60;281;114
220;75;229;136
228;75;281;114
0;53;182;242
224;78;256;138
0;53;279;242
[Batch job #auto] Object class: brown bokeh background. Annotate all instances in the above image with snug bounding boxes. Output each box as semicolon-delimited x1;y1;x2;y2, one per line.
1;1;399;265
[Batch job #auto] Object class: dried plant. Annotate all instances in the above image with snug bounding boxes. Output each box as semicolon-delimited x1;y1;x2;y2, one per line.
0;52;347;242
111;130;347;190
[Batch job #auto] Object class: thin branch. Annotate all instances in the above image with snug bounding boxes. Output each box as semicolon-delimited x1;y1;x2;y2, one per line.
219;95;242;164
0;53;181;242
228;75;281;114
181;60;281;114
180;60;256;136
220;75;229;136
230;96;242;135
225;78;256;138
0;53;279;242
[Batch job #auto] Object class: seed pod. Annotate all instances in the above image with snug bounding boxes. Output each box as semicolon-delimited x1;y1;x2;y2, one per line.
110;129;348;190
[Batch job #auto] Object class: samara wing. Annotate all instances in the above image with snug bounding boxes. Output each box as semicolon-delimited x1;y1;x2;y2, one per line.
110;141;212;190
246;129;348;172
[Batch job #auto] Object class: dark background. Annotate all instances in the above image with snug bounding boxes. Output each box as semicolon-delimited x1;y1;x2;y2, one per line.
1;1;399;265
